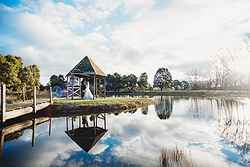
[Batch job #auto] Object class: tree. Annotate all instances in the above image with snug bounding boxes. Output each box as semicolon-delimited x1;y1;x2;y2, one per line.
126;74;137;92
0;54;40;100
105;73;123;92
155;96;173;120
172;80;182;90
153;68;172;91
49;74;66;88
0;55;23;91
138;72;149;90
121;75;128;89
113;73;123;92
181;81;190;90
19;65;40;100
106;74;115;91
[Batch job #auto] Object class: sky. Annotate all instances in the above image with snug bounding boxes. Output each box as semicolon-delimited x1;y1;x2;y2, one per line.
1;0;250;84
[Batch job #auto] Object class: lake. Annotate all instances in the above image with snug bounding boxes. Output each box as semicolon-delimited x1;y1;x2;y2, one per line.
1;96;250;167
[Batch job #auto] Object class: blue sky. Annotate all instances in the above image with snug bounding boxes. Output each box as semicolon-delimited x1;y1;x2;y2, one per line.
0;0;22;7
1;0;250;84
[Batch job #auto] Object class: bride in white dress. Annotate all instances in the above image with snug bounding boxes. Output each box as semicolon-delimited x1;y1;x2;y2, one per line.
83;81;94;100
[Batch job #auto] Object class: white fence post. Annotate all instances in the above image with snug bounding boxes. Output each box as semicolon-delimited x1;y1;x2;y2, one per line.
49;87;53;104
0;83;6;123
33;86;37;114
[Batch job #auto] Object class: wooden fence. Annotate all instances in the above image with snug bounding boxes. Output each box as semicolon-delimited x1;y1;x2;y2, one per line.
0;83;53;124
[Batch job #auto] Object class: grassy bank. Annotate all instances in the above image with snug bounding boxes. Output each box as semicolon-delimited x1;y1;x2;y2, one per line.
38;97;153;117
107;90;250;97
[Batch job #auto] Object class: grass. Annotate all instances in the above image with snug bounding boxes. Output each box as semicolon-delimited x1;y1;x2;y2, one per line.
38;97;153;117
160;147;195;167
54;97;153;106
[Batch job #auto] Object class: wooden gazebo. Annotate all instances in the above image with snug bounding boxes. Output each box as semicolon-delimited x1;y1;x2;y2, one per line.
66;56;106;99
65;114;107;152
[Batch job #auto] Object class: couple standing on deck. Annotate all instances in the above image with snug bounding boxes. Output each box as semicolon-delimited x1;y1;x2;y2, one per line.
81;81;94;100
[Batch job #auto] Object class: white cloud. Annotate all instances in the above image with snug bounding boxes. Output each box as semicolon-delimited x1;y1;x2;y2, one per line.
111;0;250;80
1;0;250;84
106;100;241;167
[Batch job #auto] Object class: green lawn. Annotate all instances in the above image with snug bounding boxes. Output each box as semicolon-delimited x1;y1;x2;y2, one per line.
54;97;153;106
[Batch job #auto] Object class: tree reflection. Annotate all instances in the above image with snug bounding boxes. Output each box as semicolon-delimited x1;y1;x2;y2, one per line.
188;97;250;165
216;98;250;164
141;106;148;115
155;96;173;120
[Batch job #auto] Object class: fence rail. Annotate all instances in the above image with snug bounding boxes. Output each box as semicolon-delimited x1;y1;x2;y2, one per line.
0;83;53;124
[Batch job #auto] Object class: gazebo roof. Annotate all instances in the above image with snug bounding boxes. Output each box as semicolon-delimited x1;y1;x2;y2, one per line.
67;56;106;77
65;127;107;152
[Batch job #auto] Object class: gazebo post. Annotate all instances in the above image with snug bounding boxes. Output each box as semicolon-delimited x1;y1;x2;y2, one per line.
104;77;107;97
93;74;96;99
71;75;74;100
80;78;82;98
66;76;69;99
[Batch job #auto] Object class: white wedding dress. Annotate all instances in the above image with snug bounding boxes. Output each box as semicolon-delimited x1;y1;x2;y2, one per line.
84;82;94;100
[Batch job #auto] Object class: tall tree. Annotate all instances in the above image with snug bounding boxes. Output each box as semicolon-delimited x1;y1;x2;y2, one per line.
0;55;23;91
153;68;172;91
172;80;181;90
113;73;122;92
106;74;115;91
181;80;190;90
19;65;40;100
126;74;137;92
138;72;149;90
0;54;40;100
49;74;66;88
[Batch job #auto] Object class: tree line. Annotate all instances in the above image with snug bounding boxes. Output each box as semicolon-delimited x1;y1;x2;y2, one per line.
48;68;190;92
0;54;40;99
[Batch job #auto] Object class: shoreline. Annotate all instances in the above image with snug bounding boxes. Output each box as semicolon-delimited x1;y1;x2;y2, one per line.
38;97;153;117
107;90;250;97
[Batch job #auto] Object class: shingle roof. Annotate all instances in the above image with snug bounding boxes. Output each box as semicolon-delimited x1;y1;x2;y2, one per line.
67;56;106;77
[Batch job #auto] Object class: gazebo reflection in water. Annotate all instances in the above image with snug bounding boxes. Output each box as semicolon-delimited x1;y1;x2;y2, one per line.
65;113;107;152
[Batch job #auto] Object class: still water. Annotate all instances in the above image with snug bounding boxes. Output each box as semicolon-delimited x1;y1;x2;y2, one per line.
1;96;250;167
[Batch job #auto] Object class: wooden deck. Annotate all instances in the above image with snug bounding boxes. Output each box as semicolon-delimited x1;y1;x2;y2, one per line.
1;84;53;123
4;102;50;121
6;99;49;112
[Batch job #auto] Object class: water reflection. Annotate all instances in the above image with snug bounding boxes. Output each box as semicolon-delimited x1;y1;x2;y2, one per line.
0;113;108;158
0;117;51;157
65;114;107;153
155;96;173;120
141;106;148;115
0;97;250;166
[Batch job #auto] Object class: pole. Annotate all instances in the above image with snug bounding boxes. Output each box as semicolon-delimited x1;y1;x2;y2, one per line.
104;78;107;98
66;76;69;99
49;118;52;136
49;87;53;104
33;86;37;114
71;117;74;130
32;119;36;147
104;113;106;130
0;84;6;123
66;117;69;131
93;75;96;99
78;116;81;128
71;84;74;100
0;129;5;157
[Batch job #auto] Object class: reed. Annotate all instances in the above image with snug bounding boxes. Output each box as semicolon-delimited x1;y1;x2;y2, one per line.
159;147;194;167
